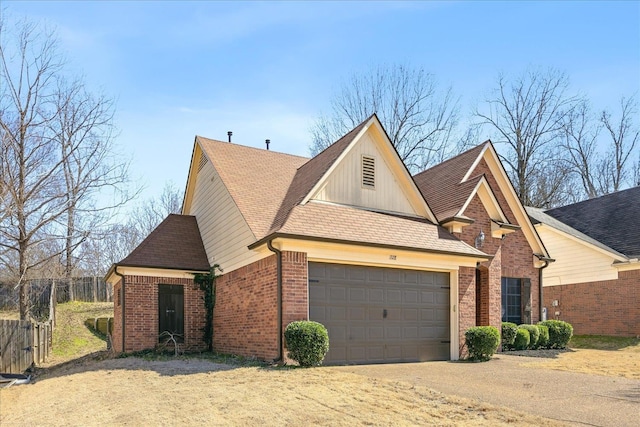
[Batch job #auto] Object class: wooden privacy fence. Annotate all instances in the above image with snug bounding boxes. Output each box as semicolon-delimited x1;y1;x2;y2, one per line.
0;277;113;311
0;319;51;374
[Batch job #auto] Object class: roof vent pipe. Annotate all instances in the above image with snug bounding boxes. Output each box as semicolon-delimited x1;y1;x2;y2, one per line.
227;131;232;142
265;139;270;150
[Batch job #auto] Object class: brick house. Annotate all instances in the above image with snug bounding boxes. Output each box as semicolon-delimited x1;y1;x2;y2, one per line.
105;114;549;364
527;187;640;337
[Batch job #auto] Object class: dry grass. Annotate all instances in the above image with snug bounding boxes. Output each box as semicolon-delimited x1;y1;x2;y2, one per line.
47;301;113;363
1;356;564;426
522;335;640;379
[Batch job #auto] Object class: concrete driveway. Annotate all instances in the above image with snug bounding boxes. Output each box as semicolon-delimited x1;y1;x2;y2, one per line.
330;354;640;427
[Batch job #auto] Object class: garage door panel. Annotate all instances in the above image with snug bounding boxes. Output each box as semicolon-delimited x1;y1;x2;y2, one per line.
348;267;366;281
403;326;418;339
328;325;346;341
421;291;434;303
329;265;347;279
309;263;450;365
403;308;418;321
385;326;402;339
329;306;346;320
368;326;384;340
369;288;384;302
309;306;325;322
403;289;419;303
349;288;366;302
387;289;402;303
349;307;366;321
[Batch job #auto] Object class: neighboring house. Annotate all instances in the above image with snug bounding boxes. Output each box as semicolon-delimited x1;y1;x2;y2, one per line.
105;114;550;364
527;187;640;337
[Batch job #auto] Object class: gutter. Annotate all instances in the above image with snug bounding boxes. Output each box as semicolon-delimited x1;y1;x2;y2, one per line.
534;254;555;321
266;239;283;363
113;265;126;353
250;232;491;261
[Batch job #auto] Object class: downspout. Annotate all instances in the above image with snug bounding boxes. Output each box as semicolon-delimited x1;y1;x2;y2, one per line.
535;255;554;322
113;266;126;353
266;239;283;363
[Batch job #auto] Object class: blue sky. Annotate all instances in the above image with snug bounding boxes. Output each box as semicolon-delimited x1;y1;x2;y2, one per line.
4;1;640;201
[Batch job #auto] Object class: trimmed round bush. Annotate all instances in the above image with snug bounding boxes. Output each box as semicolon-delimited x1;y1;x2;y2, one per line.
536;324;549;349
284;321;329;367
518;324;540;349
514;328;530;350
465;326;500;361
501;322;518;350
539;320;573;349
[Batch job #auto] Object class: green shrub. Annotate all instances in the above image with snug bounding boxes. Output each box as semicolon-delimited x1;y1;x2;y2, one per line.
538;320;573;349
284;321;329;367
465;326;500;361
518;324;540;349
501;322;518;350
536;324;549;349
514;328;530;350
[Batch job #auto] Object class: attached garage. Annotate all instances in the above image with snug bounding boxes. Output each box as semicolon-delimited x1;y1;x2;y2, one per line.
308;262;451;365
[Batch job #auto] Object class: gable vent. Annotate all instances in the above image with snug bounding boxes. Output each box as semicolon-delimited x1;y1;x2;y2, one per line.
362;155;375;188
197;154;208;173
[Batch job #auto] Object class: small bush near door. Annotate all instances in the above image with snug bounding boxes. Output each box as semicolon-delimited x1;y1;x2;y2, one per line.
501;322;518;350
539;320;573;349
518;324;540;349
514;328;530;350
284;321;329;367
536;324;550;348
465;326;500;361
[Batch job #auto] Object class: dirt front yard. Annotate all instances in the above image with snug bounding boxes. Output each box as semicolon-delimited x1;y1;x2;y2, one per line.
1;355;563;426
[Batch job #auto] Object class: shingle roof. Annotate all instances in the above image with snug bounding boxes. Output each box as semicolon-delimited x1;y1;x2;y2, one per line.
542;186;640;258
526;206;625;259
118;214;210;271
269;116;371;233
193;115;487;259
197;136;308;239
413;143;488;222
271;201;487;257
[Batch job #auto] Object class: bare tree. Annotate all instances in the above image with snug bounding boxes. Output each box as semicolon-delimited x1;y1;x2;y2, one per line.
51;78;134;293
599;95;639;193
561;100;603;198
310;64;459;172
75;181;182;277
476;68;582;208
128;182;182;237
0;17;128;318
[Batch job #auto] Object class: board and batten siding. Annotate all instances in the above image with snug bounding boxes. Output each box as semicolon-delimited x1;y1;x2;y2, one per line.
312;133;418;216
189;159;265;273
537;226;618;286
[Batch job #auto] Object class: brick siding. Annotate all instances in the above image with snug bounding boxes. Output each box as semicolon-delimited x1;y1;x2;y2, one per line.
112;275;205;353
543;269;640;337
213;251;309;361
454;170;541;355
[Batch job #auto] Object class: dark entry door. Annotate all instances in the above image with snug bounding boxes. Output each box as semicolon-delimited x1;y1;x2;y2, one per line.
158;284;184;342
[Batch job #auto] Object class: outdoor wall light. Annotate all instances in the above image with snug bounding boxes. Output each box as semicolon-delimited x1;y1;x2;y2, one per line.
475;230;485;249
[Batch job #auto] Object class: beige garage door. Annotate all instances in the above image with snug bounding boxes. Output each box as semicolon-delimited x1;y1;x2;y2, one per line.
309;262;450;365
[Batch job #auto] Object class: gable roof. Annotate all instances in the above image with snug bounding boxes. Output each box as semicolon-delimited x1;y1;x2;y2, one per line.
117;214;210;271
413;144;487;222
196;136;308;239
526;206;626;260
541;186;640;258
184;115;485;260
270;116;370;233
413;141;548;257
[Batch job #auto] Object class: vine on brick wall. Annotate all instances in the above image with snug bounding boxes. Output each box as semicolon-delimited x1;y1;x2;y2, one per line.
194;264;222;352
